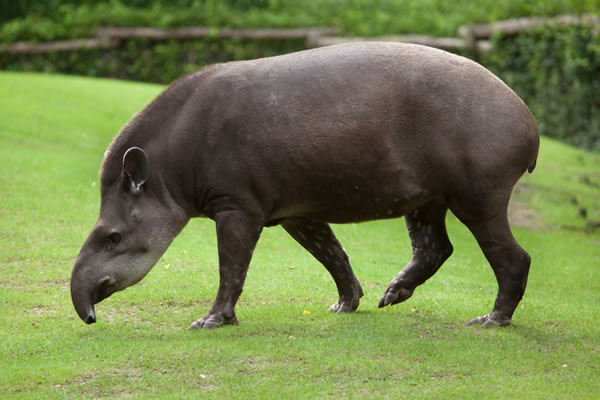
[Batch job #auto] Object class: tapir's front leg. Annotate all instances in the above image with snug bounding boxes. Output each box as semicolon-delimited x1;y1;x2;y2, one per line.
188;210;263;330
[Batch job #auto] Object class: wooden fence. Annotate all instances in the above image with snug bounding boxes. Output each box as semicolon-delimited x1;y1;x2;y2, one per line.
311;13;599;53
1;14;598;55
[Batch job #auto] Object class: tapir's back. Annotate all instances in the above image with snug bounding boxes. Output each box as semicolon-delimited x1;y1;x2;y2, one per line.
195;43;535;165
177;43;537;219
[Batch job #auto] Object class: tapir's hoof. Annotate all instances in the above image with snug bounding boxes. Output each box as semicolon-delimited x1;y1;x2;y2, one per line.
466;313;512;328
188;313;239;330
328;298;359;313
378;286;413;308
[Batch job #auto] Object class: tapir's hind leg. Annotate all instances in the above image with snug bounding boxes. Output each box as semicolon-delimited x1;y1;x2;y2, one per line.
461;211;531;327
379;201;454;308
282;219;363;312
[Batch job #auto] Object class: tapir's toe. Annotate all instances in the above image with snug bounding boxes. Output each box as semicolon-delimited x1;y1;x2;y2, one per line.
466;313;512;327
188;318;216;330
378;285;413;308
328;300;358;313
188;312;239;330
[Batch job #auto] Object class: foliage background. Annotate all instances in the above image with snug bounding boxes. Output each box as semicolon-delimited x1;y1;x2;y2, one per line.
1;0;599;150
1;0;598;39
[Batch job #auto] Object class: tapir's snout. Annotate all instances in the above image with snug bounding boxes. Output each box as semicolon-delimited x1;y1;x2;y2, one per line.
71;259;118;325
83;308;96;324
70;274;97;324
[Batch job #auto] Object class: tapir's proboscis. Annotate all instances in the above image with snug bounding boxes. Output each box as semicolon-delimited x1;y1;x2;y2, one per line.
71;43;539;330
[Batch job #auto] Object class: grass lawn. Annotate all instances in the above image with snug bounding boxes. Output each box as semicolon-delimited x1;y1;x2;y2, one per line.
1;71;599;399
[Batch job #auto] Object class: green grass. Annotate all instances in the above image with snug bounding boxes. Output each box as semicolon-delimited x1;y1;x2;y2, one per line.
1;71;599;399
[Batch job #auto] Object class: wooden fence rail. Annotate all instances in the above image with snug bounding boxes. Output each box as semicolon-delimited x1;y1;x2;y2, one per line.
0;14;597;55
1;38;116;54
0;27;336;54
311;13;598;53
96;26;337;41
459;13;599;40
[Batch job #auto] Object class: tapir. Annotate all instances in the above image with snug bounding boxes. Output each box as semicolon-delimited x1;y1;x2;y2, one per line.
71;42;539;330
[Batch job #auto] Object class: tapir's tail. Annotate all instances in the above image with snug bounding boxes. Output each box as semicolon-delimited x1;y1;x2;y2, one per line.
526;124;539;174
527;157;537;173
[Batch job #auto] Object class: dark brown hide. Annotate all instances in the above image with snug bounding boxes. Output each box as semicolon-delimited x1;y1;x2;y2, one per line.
71;43;539;329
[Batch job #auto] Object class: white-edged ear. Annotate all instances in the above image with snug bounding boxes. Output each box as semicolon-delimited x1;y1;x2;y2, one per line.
122;147;149;192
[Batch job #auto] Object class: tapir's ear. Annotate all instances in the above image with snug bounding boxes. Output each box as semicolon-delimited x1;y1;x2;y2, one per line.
122;147;149;193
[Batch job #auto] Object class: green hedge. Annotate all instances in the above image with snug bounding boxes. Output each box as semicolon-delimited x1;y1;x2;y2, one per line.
486;25;600;151
0;38;304;83
0;0;595;41
1;1;599;150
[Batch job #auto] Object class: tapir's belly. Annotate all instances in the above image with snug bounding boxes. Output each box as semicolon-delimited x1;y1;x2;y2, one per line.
261;134;440;224
278;184;434;224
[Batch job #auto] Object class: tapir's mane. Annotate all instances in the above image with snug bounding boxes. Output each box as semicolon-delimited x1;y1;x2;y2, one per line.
99;64;223;186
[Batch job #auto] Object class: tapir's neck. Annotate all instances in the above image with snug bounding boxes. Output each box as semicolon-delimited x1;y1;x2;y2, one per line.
102;71;216;220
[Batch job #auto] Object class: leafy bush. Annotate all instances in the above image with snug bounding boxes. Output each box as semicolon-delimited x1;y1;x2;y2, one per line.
1;0;596;41
486;25;600;151
0;37;305;83
1;0;599;150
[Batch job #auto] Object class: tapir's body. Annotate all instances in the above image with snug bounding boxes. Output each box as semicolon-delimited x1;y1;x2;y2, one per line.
71;42;539;329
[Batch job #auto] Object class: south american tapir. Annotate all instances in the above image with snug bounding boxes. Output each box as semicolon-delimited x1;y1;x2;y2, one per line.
71;42;539;329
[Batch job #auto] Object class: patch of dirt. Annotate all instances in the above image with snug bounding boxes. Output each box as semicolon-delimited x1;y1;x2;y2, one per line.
360;280;384;289
61;367;147;398
430;372;457;380
507;199;545;231
0;279;30;291
508;183;546;231
38;279;69;288
0;278;70;293
24;304;59;316
580;174;600;189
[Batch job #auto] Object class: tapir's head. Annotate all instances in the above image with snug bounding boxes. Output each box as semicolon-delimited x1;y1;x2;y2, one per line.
71;146;188;324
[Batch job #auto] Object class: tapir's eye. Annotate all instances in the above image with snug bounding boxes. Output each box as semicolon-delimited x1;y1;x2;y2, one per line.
106;232;122;250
